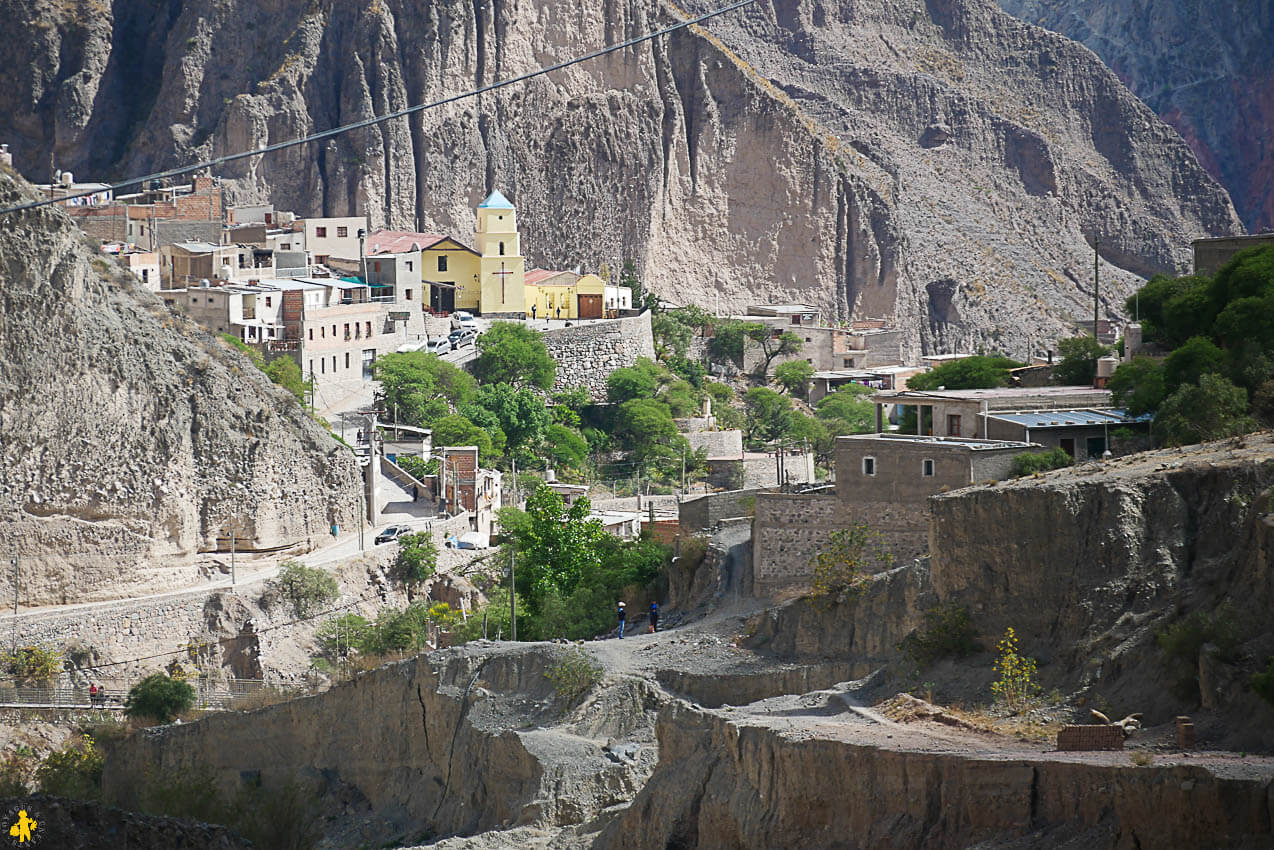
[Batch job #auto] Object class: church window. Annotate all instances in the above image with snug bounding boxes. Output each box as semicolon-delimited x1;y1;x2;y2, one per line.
499;241;505;255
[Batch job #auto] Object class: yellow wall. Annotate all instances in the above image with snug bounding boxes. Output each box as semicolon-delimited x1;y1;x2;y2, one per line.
476;205;525;315
421;239;480;310
523;273;605;319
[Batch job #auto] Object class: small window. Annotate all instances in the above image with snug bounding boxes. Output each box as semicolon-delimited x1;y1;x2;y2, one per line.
345;352;350;369
438;256;448;272
337;226;348;238
321;359;325;374
315;226;327;238
922;459;935;477
309;359;314;376
308;329;313;341
405;289;413;301
862;457;876;476
320;326;325;338
265;296;272;307
332;356;337;371
281;243;290;250
406;261;413;272
365;321;372;336
498;241;505;255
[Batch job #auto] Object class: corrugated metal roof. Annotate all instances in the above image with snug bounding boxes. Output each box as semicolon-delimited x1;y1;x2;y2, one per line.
987;409;1150;428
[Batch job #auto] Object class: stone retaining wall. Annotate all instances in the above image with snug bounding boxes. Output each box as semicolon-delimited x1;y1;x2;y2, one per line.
541;313;655;400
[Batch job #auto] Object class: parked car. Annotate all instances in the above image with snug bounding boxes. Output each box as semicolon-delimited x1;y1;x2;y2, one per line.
375;525;408;545
450;311;479;332
424;337;452;355
448;328;477;348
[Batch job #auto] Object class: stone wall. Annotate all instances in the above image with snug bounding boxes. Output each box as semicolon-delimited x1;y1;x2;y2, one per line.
678;487;773;533
541;312;655;400
686;429;742;460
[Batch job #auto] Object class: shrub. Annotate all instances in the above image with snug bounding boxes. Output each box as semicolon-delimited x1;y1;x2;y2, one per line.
544;648;603;705
269;560;339;618
898;604;980;669
4;645;63;683
1251;657;1274;706
1011;447;1074;477
809;526;892;605
314;613;374;659
124;674;196;724
397;454;440;481
990;627;1041;711
391;532;438;588
35;735;103;799
1157;603;1243;664
0;748;35;797
774;359;815;397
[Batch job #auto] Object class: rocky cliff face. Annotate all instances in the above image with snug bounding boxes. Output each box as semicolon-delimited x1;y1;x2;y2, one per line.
0;0;1242;356
0;170;362;606
997;0;1274;232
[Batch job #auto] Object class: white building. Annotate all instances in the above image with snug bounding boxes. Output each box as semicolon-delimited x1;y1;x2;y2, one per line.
303;217;368;267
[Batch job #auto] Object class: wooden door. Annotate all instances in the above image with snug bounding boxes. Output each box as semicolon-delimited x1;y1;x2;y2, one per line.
578;294;603;319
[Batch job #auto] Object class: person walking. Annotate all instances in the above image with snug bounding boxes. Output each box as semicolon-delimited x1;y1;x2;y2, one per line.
617;601;627;638
649;601;659;633
555;306;561;321
531;304;537;321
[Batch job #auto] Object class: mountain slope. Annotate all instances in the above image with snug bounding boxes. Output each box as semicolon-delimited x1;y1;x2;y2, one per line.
0;168;362;607
0;0;1243;356
998;0;1274;232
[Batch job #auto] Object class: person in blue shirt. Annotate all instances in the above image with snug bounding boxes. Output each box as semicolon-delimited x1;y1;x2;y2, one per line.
649;601;659;633
617;601;626;638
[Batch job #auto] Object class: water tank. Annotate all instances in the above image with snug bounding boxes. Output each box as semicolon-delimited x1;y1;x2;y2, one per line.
60;171;74;188
1096;356;1118;379
545;469;557;483
199;278;211;288
219;264;234;281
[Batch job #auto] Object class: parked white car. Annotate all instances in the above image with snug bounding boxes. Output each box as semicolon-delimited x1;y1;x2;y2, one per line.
450;311;479;332
425;337;452;354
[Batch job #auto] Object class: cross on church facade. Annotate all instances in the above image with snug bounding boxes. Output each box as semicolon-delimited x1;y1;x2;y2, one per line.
493;262;515;301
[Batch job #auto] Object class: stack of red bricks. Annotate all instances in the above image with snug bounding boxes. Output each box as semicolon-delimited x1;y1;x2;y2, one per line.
1056;724;1125;751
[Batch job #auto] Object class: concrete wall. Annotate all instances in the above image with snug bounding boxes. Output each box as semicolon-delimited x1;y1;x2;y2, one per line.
685;429;742;459
541;312;655;400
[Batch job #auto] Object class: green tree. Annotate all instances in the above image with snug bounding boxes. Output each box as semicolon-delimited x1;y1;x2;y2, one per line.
125;674;197;724
661;379;702;418
1010;447;1073;477
268;560;339;618
613;397;679;454
35;735;103;799
513;486;607;615
908;355;1020;391
809;525;892;604
1154;373;1256;446
1052;336;1112;386
652;312;694;361
1109;356;1167;417
815;384;875;436
4;645;62;683
431;413;503;464
708;319;762;368
263;356;312;403
391;532;438;588
621;259;659;312
774;359;814;397
473;322;557;389
747;325;803;376
1163;336;1229;395
743;386;793;445
550;387;592;427
375;351;477;427
314;614;374;659
465;383;550;453
607;358;661;404
990;627;1041;711
544;423;589;472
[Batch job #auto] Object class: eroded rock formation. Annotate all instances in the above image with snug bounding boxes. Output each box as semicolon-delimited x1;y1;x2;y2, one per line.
0;0;1243;356
0;170;362;606
998;0;1274;232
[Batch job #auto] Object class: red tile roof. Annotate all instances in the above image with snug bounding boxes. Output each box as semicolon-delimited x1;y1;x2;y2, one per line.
366;230;447;255
525;268;581;286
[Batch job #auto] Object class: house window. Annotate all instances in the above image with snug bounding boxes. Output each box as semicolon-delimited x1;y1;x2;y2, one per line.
315;226;327;238
320;326;325;338
947;414;962;437
922;459;935;477
321;358;325;374
265;296;272;307
337;226;348;238
405;289;413;301
345;352;350;369
862;457;876;476
344;323;350;339
438;256;448;272
365;321;372;336
309;359;314;376
406;260;413;272
281;243;290;250
498;241;505;255
308;329;313;341
332;356;337;372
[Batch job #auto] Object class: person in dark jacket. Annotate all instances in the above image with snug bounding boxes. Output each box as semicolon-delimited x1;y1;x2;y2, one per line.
649;601;659;633
617;601;627;638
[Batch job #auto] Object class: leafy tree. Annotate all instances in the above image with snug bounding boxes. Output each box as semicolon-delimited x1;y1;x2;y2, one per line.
746;325;803;376
263;356;312;403
4;645;62;683
898;604;980;669
544;423;589;472
1109;356;1167;417
815;384;875;436
314;614;374;659
743;386;793;445
396;454;440;480
613;397;679;453
990;627;1041;711
268;560;339;618
607;358;661;404
391;532;438;588
375;351;477;427
621;259;660;312
550;387;592;427
513;486;607;615
465;383;550;453
1052;336;1111;386
1163;336;1229;394
809;525;892;605
473;322;556;389
125;674;197;724
664;355;707;388
708;319;763;368
431;413;503;464
774;359;814;397
908;355;1021;391
661;379;702;418
1154;373;1256;446
652;313;694;360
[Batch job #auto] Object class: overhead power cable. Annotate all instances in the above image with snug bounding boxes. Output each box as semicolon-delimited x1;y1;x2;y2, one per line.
0;0;755;217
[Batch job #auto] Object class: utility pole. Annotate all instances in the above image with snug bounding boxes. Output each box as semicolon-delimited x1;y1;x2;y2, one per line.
509;542;517;642
358;483;365;552
230;519;237;587
1093;232;1100;341
10;553;17;657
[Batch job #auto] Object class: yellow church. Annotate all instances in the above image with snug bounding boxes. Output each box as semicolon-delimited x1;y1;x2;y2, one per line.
419;190;607;319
